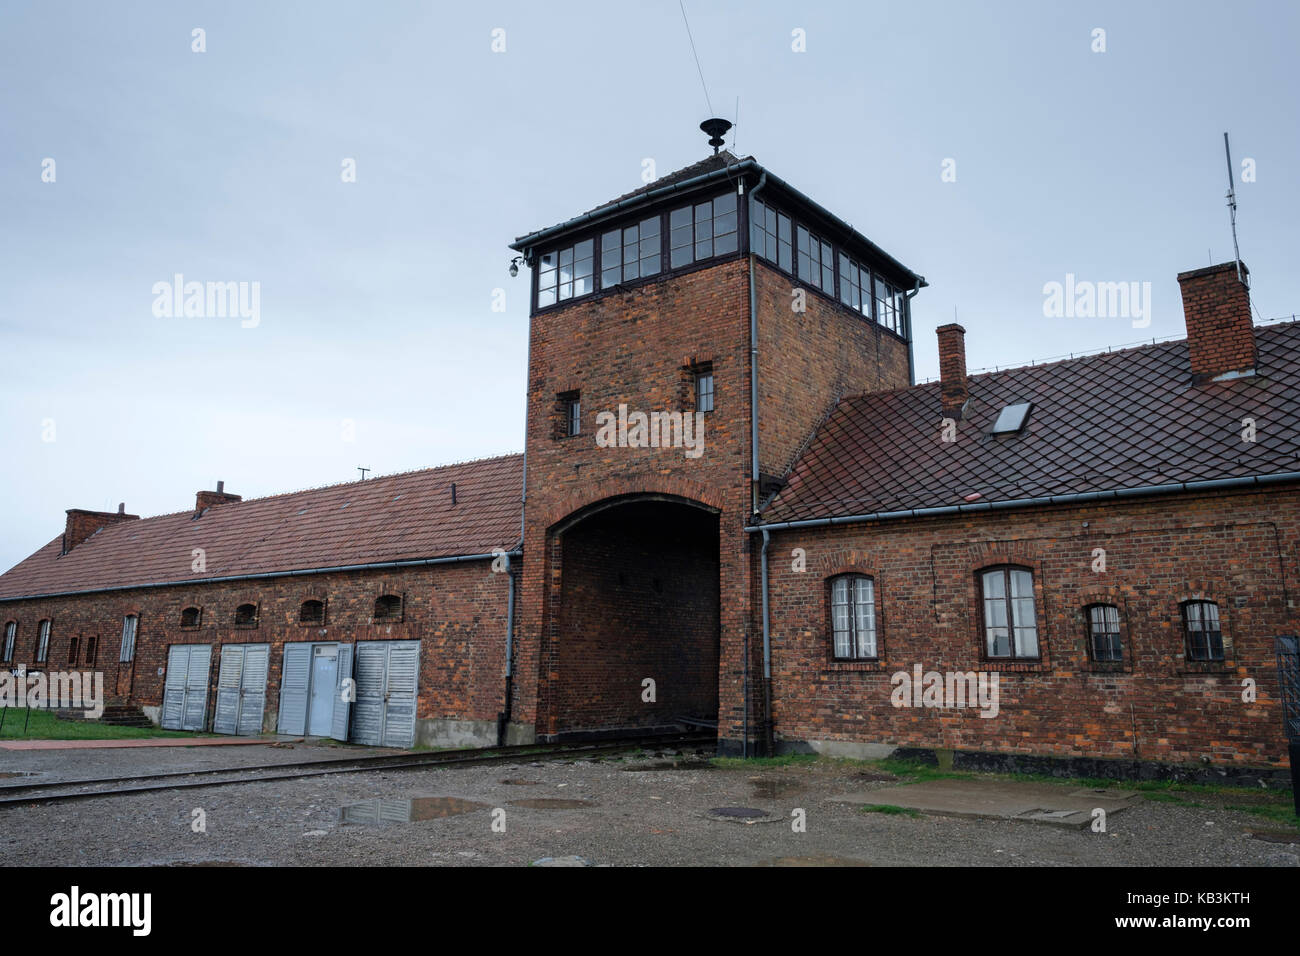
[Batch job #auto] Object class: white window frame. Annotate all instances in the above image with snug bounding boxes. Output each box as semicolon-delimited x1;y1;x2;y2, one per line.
2;621;15;662
120;615;137;663
830;574;877;660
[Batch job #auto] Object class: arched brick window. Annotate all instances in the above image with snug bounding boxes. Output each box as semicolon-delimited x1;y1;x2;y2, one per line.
234;603;259;627
978;566;1039;659
1084;603;1123;663
180;606;202;628
374;594;403;623
299;600;325;625
36;619;51;663
829;574;877;660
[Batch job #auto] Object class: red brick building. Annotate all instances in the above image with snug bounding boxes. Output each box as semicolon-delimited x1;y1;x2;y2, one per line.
3;147;1296;773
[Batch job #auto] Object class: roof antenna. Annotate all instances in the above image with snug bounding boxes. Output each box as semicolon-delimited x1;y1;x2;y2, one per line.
1223;132;1245;286
700;118;732;154
357;466;369;480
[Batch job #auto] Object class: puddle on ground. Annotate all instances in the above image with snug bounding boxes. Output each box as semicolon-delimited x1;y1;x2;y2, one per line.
755;855;871;867
165;860;247;867
708;806;769;820
0;771;38;779
623;759;715;772
749;777;804;798
508;798;594;810
339;797;488;824
500;778;543;786
1246;829;1300;844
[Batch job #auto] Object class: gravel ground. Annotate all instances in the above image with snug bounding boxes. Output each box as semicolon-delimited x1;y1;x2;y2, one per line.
0;738;398;786
2;746;1297;866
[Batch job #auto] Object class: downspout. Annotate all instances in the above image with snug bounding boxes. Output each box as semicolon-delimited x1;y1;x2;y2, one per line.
497;551;516;746
760;527;773;756
747;171;769;757
904;276;923;387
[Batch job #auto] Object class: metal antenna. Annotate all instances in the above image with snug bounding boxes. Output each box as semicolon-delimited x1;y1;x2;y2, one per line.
357;466;369;480
1223;132;1244;285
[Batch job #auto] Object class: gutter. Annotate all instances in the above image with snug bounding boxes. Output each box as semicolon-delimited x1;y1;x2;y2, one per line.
744;471;1300;534
904;277;923;386
0;549;524;604
748;170;768;515
759;527;773;755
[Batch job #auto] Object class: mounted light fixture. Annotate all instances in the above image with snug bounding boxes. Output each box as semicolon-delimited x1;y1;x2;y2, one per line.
509;255;526;278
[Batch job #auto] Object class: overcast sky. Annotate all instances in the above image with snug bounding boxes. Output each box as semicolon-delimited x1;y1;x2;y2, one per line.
2;0;1297;574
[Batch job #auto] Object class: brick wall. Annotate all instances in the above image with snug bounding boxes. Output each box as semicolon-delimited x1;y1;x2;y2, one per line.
0;560;511;731
759;486;1300;767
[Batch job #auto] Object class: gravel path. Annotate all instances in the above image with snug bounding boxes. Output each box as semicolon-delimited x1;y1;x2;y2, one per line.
3;749;1297;866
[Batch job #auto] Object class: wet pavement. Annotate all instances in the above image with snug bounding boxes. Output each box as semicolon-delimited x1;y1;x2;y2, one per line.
1;747;1296;867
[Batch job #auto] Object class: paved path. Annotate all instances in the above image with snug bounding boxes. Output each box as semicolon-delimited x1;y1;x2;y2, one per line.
0;737;269;751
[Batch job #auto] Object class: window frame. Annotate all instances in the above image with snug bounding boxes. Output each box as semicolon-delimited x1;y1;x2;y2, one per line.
67;634;80;664
600;216;662;289
119;615;137;663
1084;603;1124;663
84;635;97;666
180;606;202;629
695;370;715;413
35;619;50;664
828;573;879;662
234;603;260;628
1181;600;1225;663
2;621;14;663
978;565;1041;661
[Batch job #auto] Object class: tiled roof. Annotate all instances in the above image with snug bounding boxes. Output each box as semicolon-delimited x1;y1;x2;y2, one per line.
762;322;1300;524
512;151;750;246
0;454;523;600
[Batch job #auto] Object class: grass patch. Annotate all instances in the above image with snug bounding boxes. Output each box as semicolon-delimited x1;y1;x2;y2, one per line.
1141;792;1205;808
860;804;923;817
868;756;968;783
710;753;819;770
0;708;196;741
1226;803;1300;830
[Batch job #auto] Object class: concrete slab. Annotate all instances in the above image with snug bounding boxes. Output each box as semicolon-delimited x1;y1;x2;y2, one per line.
830;778;1142;829
0;737;269;751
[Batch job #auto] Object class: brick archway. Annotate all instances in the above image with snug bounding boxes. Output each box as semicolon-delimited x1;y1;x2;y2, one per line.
532;490;722;740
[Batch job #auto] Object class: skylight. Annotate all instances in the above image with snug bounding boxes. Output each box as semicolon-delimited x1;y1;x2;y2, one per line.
991;401;1032;435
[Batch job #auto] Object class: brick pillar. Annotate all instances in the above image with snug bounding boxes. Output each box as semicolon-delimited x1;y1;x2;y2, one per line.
936;323;968;418
1177;261;1256;381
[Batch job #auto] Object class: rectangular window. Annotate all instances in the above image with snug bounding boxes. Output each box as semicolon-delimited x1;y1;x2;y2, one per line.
36;620;50;663
1183;602;1225;662
981;567;1039;659
875;275;895;332
563;393;581;436
2;622;13;662
119;615;137;663
669;193;738;270
601;216;661;288
85;636;97;665
796;226;835;294
749;199;793;273
831;575;877;660
1087;605;1123;662
68;635;79;664
696;371;714;413
537;239;594;308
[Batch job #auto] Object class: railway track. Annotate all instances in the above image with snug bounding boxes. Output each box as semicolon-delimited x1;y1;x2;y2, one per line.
0;731;715;808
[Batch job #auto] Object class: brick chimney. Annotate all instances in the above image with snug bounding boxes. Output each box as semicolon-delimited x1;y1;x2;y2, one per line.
63;504;138;554
196;480;241;513
1177;261;1256;382
936;323;969;418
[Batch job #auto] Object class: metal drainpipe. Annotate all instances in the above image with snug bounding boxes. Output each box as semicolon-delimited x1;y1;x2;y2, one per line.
904;277;922;386
497;552;516;746
747;171;768;757
760;526;773;756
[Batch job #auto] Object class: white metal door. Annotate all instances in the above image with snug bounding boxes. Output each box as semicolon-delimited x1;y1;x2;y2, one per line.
213;645;244;735
237;644;269;735
277;643;312;735
162;644;211;732
351;641;419;748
